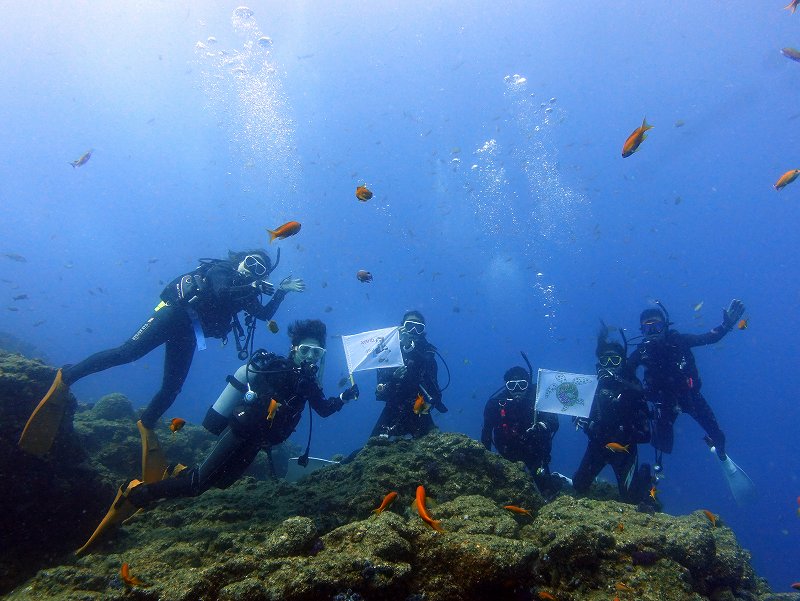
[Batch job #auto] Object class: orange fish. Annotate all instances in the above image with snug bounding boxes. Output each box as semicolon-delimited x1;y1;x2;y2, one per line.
355;185;373;201
372;491;398;515
737;318;748;330
774;169;800;190
503;505;532;516
703;510;717;527
266;398;281;424
413;393;430;415
650;486;658;500
120;563;143;587
537;593;556;601
169;418;186;433
267;221;301;243
616;522;624;533
615;582;633;591
786;0;800;14
792;582;800;590
415;485;443;532
356;270;373;283
605;442;630;453
622;117;653;157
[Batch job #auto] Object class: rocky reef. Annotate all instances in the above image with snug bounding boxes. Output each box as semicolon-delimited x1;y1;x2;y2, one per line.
0;349;780;601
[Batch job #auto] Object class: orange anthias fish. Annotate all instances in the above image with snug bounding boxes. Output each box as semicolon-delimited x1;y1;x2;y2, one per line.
616;522;624;533
703;510;717;527
372;491;398;515
650;486;658;501
615;582;633;591
169;418;186;433
621;117;653;157
503;505;532;516
605;442;630;453
415;485;444;532
792;582;800;590
355;185;373;201
413;393;430;415
737;318;748;330
267;221;302;243
537;592;556;600
786;0;800;14
775;169;800;190
70;149;93;168
356;270;373;283
120;563;143;587
266;399;281;424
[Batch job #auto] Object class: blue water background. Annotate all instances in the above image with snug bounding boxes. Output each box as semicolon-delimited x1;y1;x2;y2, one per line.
1;0;798;590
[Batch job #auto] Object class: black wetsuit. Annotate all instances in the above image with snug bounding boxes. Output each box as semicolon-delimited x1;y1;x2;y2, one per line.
572;369;651;503
62;261;287;428
130;356;343;503
481;388;559;495
371;339;444;438
628;325;729;457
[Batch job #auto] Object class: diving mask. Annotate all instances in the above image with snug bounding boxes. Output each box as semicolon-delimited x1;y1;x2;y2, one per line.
598;354;622;367
641;319;665;336
294;344;326;363
505;379;529;392
239;255;268;277
402;320;426;335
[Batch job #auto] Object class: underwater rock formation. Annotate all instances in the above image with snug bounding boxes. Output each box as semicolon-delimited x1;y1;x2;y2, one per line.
0;350;775;600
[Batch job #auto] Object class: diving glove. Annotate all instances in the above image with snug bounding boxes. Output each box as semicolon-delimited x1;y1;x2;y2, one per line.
722;299;745;329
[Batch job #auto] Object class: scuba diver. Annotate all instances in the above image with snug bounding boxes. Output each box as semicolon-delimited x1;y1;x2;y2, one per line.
573;324;652;504
76;319;359;554
481;364;561;498
627;299;745;472
370;310;447;439
19;250;305;481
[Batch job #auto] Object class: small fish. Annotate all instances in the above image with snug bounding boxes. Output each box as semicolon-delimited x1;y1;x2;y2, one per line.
621;117;653;157
324;306;333;313
537;593;556;601
774;169;800;190
786;0;800;14
70;149;93;168
120;563;143;587
616;522;624;532
792;582;800;590
266;398;281;423
32;320;46;327
674;119;686;128
650;486;658;500
268;320;279;334
372;491;398;515
503;505;532;516
615;582;633;591
694;301;704;311
355;185;373;201
169;418;186;433
703;509;717;527
415;485;443;532
147;258;159;264
12;294;28;300
267;221;302;243
781;47;800;62
7;307;19;312
356;270;373;283
605;442;630;453
3;253;27;263
737;318;748;330
413;393;430;415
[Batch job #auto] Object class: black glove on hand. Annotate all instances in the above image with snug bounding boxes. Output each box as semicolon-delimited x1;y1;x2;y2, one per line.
340;384;359;402
253;280;275;296
722;299;745;329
